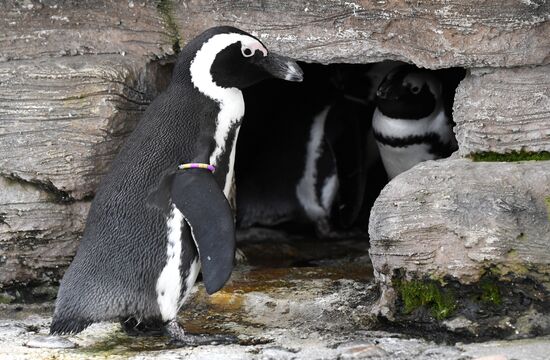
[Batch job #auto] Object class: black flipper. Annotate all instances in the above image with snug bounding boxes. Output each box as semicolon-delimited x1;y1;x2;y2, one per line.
155;168;235;295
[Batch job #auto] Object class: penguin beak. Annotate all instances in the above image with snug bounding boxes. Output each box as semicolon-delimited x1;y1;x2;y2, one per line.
256;53;303;82
376;82;393;100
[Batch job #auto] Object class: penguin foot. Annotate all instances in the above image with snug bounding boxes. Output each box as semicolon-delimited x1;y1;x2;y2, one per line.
120;317;165;337
164;320;238;347
234;248;248;264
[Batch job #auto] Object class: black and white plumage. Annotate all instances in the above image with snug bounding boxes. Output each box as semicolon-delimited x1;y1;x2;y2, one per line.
50;26;303;340
372;64;459;179
236;65;376;236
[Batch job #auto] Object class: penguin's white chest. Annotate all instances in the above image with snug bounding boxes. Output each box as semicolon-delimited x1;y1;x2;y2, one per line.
377;142;435;179
372;108;451;179
156;205;200;321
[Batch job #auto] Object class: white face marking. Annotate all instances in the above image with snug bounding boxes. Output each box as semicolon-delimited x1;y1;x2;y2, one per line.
241;41;267;57
296;106;332;221
156;205;184;321
189;33;265;175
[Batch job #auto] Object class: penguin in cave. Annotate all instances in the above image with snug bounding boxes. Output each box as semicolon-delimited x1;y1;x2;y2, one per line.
372;64;462;179
49;26;303;344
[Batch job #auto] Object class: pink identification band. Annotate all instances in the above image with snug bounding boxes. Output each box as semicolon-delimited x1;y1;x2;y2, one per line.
178;163;216;173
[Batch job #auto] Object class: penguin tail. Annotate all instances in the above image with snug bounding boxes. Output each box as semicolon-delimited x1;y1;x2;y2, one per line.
50;315;93;335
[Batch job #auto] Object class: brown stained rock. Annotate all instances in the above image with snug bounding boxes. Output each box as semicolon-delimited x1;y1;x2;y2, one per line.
174;0;550;68
0;55;156;199
454;66;550;156
368;158;550;325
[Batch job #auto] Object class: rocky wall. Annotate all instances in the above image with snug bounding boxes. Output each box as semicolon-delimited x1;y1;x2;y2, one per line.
1;0;549;321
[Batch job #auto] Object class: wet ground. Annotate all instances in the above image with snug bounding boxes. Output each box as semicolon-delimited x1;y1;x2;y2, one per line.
1;229;549;359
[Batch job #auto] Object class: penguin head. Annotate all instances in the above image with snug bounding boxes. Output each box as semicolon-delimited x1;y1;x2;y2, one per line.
174;26;303;92
375;64;442;120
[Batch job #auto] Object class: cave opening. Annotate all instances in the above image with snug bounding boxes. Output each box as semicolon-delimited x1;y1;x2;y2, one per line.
235;61;466;269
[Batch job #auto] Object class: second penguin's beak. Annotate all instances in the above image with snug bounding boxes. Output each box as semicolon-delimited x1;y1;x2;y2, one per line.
256;52;304;82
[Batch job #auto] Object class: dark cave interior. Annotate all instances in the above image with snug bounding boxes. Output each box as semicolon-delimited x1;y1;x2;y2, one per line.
235;61;466;264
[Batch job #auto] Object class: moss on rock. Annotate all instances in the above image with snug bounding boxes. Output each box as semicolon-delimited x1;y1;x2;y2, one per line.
469;150;550;162
395;279;457;320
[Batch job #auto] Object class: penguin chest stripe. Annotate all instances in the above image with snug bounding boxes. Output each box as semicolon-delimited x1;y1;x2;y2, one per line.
156;205;184;321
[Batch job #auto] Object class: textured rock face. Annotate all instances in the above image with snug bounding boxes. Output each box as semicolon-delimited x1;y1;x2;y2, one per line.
0;0;549;309
454;65;550;156
0;56;154;198
0;1;174;287
370;158;550;286
175;0;550;68
368;158;550;334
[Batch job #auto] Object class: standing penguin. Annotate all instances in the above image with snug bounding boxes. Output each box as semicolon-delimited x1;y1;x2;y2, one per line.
372;64;459;179
50;26;303;343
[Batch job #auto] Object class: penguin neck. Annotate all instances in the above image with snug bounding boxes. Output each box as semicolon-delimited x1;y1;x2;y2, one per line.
188;52;245;199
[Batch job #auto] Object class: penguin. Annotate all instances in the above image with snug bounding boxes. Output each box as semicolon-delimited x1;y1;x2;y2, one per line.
236;64;335;235
372;64;459;179
49;26;303;344
236;64;383;237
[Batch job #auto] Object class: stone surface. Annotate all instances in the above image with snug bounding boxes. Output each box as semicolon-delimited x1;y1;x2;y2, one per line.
174;0;550;68
0;0;173;61
368;157;550;330
1;259;549;360
0;177;89;287
0;55;171;287
0;55;163;198
454;66;550;156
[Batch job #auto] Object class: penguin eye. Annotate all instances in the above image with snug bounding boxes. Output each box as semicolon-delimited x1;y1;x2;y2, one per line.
410;85;421;94
242;48;254;57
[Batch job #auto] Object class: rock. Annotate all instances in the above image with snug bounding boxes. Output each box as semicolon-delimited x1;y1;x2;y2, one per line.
368;158;550;336
0;323;26;338
173;0;550;68
472;356;507;360
338;342;388;359
260;346;298;360
0;176;90;287
0;0;172;61
25;335;77;349
442;316;478;335
0;54;173;287
454;66;550;156
0;55;159;198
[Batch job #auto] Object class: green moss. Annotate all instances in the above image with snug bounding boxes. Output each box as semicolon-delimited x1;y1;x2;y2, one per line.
0;294;14;304
396;280;457;320
480;281;501;306
470;150;550;162
158;0;181;52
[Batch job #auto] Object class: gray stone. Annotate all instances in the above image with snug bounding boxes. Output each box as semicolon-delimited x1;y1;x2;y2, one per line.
368;158;550;327
454;66;550;156
0;55;156;198
174;0;550;68
0;0;172;61
25;335;77;349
